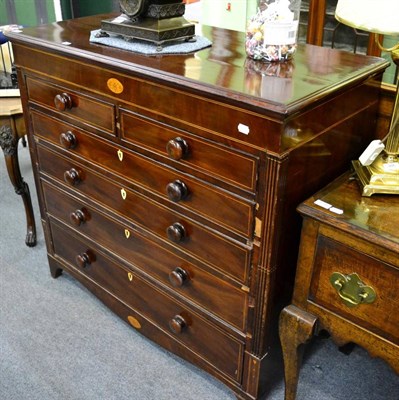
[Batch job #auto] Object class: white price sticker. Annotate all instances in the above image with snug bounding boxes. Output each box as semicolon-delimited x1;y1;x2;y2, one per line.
263;21;298;45
238;123;250;135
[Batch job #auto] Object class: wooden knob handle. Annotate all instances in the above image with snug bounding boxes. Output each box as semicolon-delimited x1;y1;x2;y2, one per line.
166;223;186;243
64;168;82;186
169;315;187;334
59;131;77;149
166;180;188;202
75;251;95;268
166;137;188;160
169;267;190;287
70;208;89;226
54;93;73;111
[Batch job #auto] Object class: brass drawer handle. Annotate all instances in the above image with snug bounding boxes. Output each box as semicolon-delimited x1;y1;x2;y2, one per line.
330;272;376;308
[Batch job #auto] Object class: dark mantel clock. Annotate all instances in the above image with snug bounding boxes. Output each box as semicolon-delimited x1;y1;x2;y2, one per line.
98;0;195;49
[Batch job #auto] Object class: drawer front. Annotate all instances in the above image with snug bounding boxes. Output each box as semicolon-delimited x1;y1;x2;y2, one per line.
42;180;248;330
50;222;245;381
120;109;258;192
310;234;399;343
38;146;251;283
26;77;115;135
32;112;255;238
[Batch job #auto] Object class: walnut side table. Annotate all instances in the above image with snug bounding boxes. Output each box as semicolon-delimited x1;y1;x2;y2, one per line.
279;172;399;400
0;97;36;246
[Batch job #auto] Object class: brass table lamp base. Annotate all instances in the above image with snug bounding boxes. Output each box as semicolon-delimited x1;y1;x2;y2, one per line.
353;47;399;197
352;157;399;196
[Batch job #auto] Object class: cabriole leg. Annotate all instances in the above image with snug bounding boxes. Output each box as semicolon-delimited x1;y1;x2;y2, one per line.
279;305;318;400
0;124;37;247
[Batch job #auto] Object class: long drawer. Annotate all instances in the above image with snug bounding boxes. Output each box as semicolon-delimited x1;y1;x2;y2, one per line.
37;145;252;283
42;180;249;330
32;111;255;239
50;221;245;381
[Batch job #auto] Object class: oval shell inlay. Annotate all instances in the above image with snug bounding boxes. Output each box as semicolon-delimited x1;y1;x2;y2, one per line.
107;78;124;94
127;316;141;329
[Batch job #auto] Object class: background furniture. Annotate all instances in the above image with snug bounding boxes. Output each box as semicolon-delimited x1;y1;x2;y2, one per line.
8;15;388;399
299;0;380;55
0;98;36;246
279;172;399;400
298;0;398;135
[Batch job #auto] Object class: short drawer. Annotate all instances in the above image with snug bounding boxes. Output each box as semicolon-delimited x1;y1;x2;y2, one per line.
26;77;115;135
309;233;399;344
38;149;251;283
120;109;258;192
42;180;249;330
33;118;255;238
50;222;245;381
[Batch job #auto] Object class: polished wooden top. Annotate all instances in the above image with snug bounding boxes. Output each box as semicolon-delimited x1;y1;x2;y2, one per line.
298;172;399;249
6;14;389;116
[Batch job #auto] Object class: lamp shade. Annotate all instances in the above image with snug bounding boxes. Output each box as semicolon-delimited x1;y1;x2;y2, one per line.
335;0;399;35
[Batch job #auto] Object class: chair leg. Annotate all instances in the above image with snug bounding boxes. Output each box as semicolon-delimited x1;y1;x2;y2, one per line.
0;124;37;247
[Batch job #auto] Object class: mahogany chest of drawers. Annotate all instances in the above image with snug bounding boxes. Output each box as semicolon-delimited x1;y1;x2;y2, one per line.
279;173;399;400
8;15;388;400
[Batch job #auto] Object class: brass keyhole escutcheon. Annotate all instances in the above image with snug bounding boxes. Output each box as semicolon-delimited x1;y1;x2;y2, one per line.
117;149;124;162
125;229;131;239
330;272;376;308
121;188;127;200
127;272;133;281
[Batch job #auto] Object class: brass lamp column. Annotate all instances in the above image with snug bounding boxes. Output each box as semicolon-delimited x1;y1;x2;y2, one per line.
335;0;399;196
99;0;195;49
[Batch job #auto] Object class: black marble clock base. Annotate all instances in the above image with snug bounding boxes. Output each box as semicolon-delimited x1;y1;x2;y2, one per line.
99;15;195;49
